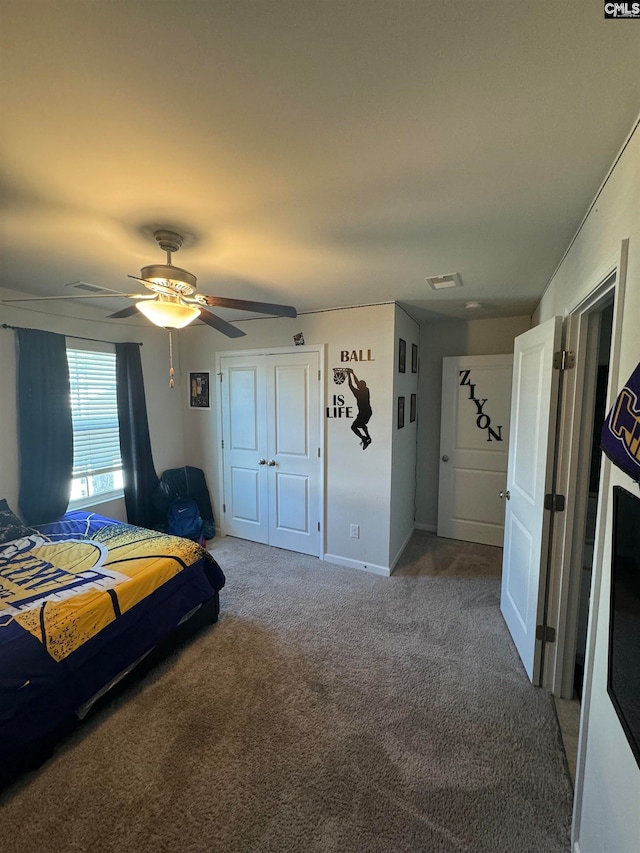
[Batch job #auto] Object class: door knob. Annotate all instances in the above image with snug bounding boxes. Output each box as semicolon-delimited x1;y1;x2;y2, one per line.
441;455;449;462
267;459;277;466
499;490;511;500
258;458;266;465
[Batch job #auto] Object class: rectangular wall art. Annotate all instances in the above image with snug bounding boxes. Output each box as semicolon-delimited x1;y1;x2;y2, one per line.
398;339;406;373
189;371;211;409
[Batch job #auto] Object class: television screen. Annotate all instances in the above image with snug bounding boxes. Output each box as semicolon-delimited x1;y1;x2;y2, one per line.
608;486;640;767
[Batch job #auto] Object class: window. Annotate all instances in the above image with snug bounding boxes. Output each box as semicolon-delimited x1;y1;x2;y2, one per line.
66;346;123;505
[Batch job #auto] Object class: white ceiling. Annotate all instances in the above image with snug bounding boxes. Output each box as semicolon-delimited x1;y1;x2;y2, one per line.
0;0;638;326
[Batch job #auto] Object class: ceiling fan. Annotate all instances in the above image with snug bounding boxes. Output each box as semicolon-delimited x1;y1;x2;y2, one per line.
3;229;297;338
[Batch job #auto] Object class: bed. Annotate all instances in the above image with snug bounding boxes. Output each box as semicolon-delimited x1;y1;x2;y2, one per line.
0;508;225;775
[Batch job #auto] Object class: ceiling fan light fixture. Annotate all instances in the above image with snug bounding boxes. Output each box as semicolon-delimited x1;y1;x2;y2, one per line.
136;296;200;329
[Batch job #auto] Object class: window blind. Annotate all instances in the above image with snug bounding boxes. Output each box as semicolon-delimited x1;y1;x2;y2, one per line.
67;348;122;477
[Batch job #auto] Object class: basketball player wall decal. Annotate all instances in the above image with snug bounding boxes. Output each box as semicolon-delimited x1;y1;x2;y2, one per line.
346;368;372;448
327;364;373;450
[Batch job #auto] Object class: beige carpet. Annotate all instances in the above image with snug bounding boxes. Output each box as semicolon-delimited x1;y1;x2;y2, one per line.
0;535;572;853
393;529;503;578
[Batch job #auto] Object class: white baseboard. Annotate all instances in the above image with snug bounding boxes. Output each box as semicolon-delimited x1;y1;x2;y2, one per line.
573;841;581;853
323;553;390;577
414;523;437;533
390;526;415;572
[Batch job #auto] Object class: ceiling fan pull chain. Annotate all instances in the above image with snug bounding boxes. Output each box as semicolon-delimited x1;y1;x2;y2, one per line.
168;330;175;388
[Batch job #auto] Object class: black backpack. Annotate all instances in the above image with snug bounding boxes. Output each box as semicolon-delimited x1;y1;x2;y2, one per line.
152;466;215;539
166;498;203;542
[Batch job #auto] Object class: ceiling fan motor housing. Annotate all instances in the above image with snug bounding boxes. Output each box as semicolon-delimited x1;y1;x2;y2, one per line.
140;263;197;295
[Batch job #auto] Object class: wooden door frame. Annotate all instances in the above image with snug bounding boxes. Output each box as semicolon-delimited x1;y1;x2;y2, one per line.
215;345;326;558
543;240;628;698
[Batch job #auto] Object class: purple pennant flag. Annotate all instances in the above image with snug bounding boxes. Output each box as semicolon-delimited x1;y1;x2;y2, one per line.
601;361;640;483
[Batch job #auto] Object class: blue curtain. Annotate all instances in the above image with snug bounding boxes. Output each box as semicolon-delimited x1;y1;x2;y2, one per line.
116;343;159;529
17;328;73;525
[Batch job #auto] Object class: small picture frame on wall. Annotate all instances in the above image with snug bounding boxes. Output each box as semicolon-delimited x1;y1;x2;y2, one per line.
411;343;418;374
399;339;406;373
397;395;405;429
410;393;417;423
189;371;211;409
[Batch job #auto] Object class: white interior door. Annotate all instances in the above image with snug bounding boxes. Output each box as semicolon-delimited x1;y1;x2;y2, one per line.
221;356;269;544
500;316;562;682
266;354;321;554
438;354;513;546
221;350;321;556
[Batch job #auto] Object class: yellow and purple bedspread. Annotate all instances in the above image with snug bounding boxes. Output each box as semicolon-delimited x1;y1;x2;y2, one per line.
0;511;225;756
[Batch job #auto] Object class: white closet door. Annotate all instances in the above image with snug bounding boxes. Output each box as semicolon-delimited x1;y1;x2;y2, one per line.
221;350;321;556
221;356;269;544
265;352;320;556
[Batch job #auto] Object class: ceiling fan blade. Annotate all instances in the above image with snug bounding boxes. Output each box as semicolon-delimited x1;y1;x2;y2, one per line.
2;293;139;303
203;296;297;318
107;304;142;319
199;307;246;338
128;274;158;288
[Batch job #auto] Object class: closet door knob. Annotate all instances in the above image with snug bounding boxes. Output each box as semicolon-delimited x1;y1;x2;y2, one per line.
267;459;277;467
441;455;449;462
258;458;266;465
499;490;511;500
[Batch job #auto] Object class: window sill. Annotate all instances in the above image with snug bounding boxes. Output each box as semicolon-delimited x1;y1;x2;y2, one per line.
68;491;124;511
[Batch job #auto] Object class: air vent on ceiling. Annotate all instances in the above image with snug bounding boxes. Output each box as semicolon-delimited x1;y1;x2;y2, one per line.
65;281;121;295
425;273;463;291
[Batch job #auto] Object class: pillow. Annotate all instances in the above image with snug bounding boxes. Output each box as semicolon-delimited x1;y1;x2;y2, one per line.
0;499;35;545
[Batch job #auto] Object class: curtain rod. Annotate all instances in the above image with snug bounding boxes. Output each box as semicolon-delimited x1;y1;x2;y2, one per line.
1;323;143;346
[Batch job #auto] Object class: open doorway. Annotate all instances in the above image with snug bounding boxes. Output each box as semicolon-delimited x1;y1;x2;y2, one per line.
551;287;616;786
545;262;623;705
572;301;613;698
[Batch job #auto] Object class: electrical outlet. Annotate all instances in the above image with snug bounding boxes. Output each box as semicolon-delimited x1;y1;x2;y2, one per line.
350;524;360;539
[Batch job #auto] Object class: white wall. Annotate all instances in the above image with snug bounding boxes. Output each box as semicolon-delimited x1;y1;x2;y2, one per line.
389;305;419;568
181;303;397;573
534;122;639;853
414;314;531;531
0;294;186;522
